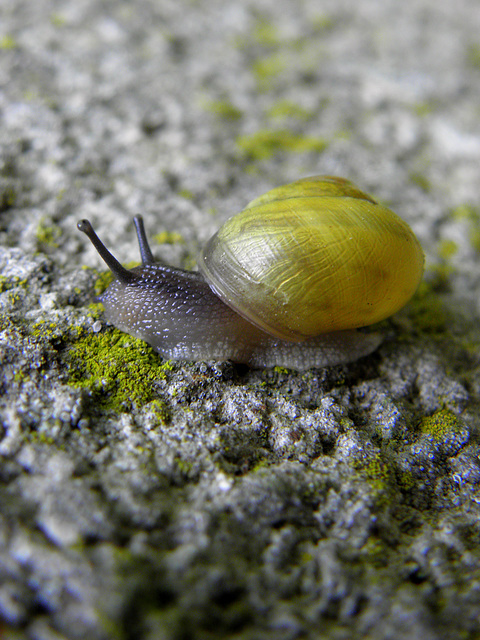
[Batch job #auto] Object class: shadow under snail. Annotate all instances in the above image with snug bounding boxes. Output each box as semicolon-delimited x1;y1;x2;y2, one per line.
77;175;424;370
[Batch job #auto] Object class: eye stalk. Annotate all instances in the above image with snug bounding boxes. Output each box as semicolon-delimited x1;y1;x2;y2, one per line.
132;215;156;265
77;219;136;284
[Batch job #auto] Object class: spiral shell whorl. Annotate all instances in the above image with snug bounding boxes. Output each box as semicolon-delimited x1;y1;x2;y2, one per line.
200;177;424;341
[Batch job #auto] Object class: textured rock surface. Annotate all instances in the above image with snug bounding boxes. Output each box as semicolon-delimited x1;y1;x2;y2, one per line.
1;0;480;638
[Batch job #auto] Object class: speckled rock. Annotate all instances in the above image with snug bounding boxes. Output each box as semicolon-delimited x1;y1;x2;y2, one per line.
1;0;480;639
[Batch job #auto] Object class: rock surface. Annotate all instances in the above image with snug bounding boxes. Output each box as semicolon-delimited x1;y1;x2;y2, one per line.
1;0;480;638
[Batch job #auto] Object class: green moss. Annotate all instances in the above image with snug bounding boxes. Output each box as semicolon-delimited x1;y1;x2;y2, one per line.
339;417;354;429
466;43;480;69
409;172;431;193
360;537;390;567
438;239;458;259
0;275;27;293
0;184;17;211
451;203;480;252
148;399;170;424
419;409;461;440
204;100;243;121
152;231;185;246
236;129;327;162
51;13;67;27
272;365;289;375
311;14;335;32
175;458;194;476
13;370;27;384
470;228;480;253
412;101;435;117
178;188;194;200
252;19;281;47
35;217;62;250
354;453;394;506
451;203;479;222
29;320;58;340
31;319;85;343
406;254;455;337
0;315;14;332
360;454;391;490
267;100;313;122
92;269;114;296
0;34;17;50
397;469;416;493
252;54;286;91
86;302;105;320
66;328;170;413
407;280;448;334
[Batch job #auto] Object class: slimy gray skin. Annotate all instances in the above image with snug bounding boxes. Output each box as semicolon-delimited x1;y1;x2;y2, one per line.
77;216;381;369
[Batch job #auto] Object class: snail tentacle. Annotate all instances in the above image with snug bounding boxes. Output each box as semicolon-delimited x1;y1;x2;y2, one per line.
133;215;156;265
77;219;136;285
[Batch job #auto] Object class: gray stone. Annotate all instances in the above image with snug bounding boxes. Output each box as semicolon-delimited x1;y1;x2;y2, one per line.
1;0;480;638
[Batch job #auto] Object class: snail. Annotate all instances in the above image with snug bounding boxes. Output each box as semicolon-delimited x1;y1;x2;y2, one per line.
77;175;424;369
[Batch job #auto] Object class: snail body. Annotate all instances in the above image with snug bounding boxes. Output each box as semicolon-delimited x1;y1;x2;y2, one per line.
77;176;424;369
